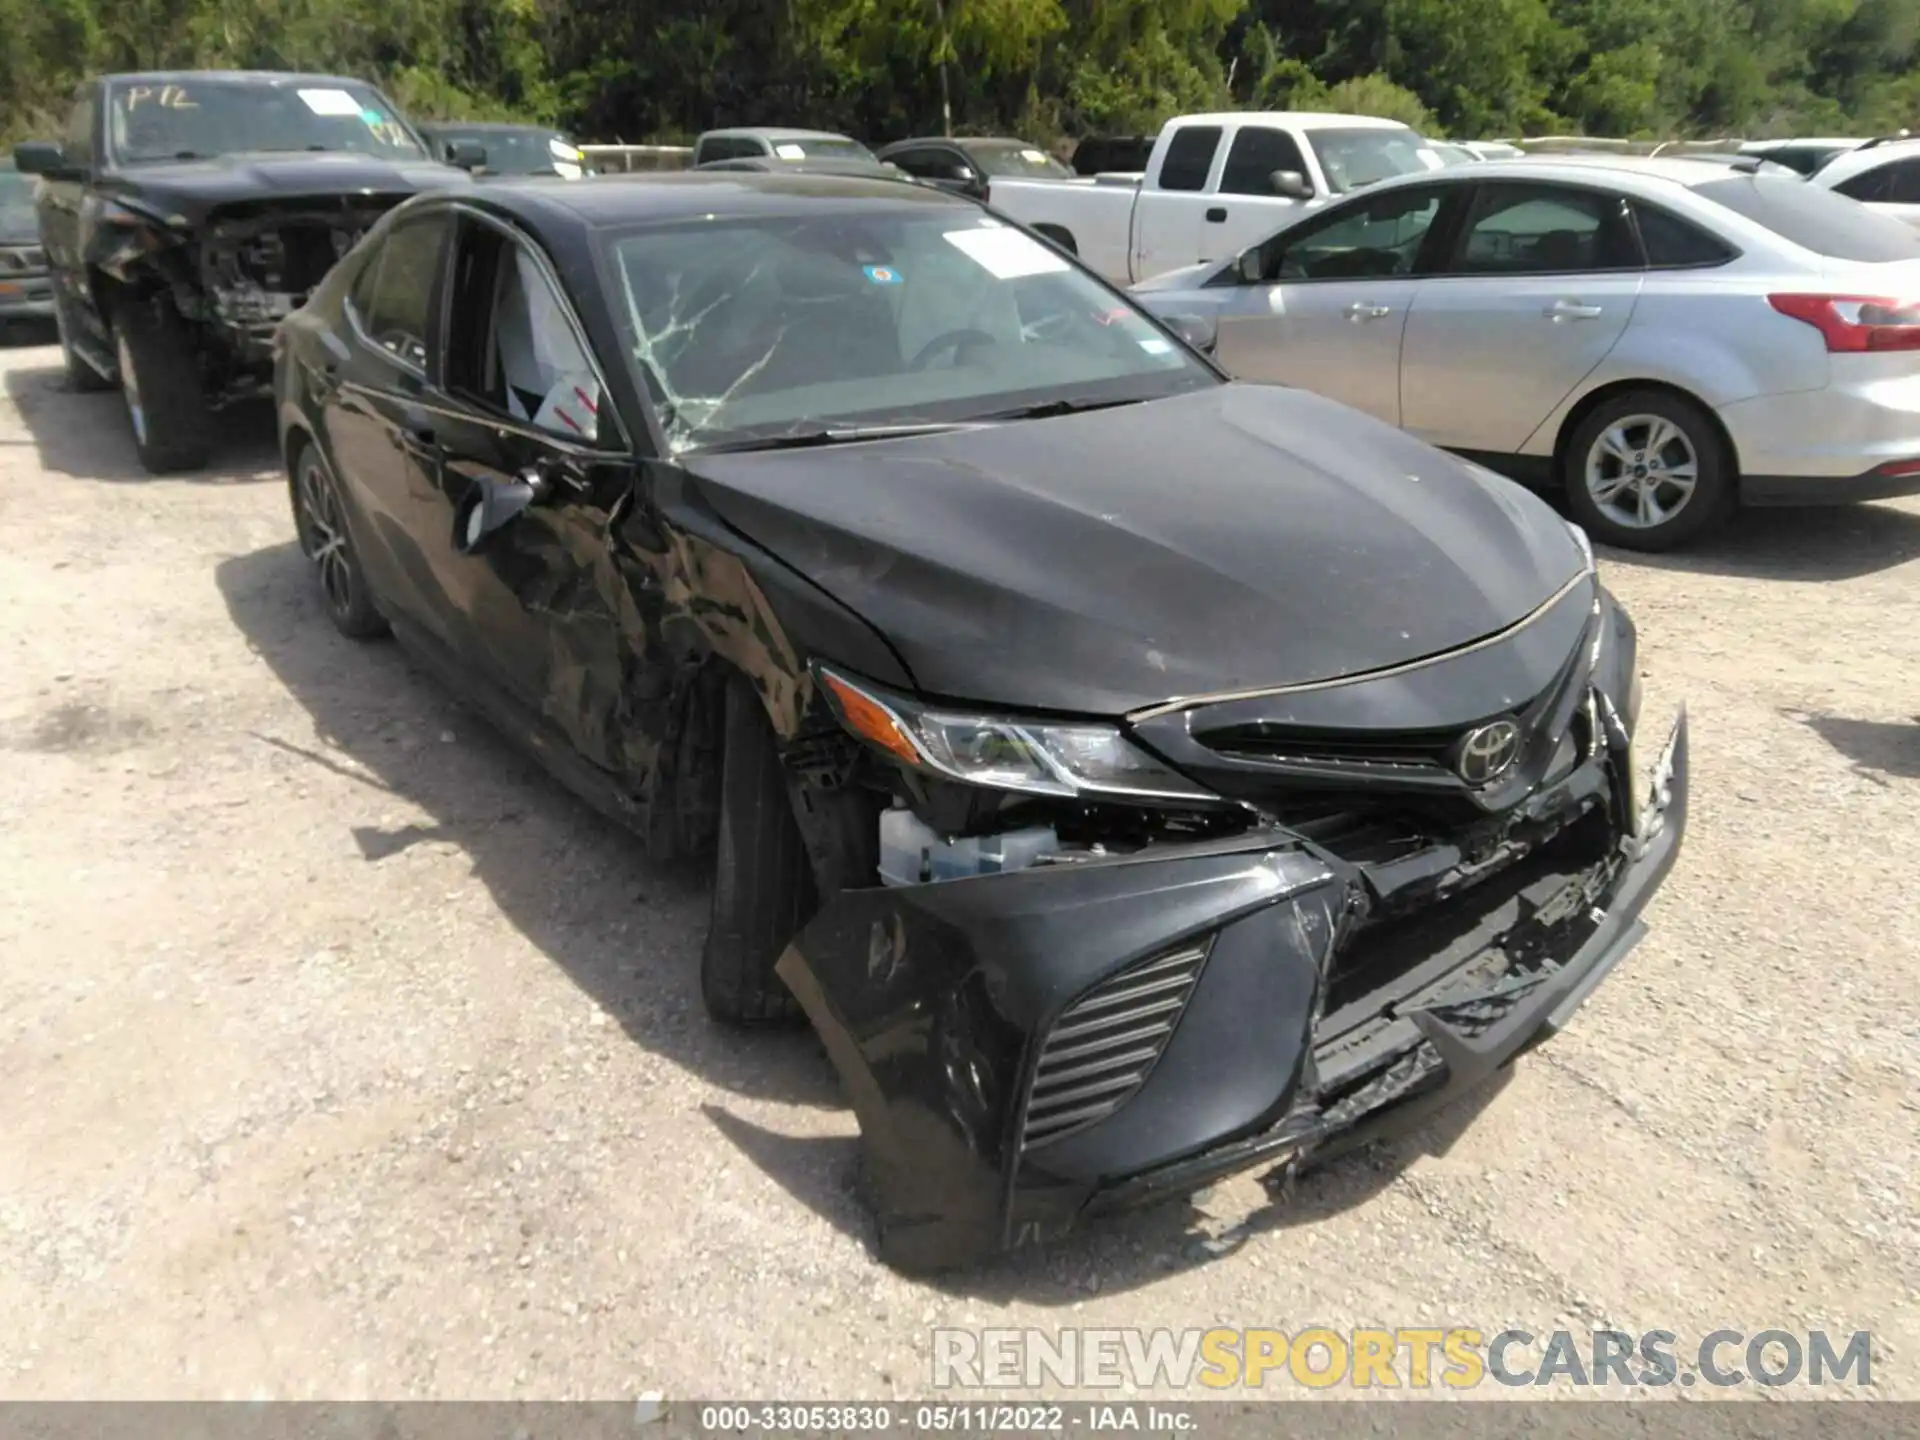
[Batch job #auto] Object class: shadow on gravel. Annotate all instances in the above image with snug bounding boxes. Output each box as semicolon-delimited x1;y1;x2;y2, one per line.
708;1060;1511;1299
3;359;280;482
215;540;844;1120
218;535;1526;1296
1598;501;1920;583
1787;709;1920;783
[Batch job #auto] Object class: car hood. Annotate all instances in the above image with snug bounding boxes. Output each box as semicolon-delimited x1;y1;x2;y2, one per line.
685;384;1587;717
107;152;469;222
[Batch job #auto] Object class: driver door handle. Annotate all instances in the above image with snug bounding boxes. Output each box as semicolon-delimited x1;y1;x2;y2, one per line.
1545;299;1604;321
1205;207;1228;223
1345;301;1393;322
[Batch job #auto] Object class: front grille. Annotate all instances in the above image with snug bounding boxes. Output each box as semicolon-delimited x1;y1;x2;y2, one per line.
0;247;43;273
1202;724;1470;774
1019;941;1209;1152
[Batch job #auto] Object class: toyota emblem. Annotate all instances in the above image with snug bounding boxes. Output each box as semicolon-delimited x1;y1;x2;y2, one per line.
1454;719;1522;785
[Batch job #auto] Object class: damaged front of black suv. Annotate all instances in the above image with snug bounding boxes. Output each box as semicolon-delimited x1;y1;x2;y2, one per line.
724;393;1690;1274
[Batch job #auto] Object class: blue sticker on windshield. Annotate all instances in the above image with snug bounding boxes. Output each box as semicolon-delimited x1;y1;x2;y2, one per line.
863;265;902;285
362;109;385;125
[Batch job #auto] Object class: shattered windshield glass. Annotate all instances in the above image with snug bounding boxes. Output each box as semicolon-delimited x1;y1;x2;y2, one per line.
107;79;428;164
604;210;1214;452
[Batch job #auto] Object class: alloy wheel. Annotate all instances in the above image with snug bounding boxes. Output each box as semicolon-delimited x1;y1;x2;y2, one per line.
1583;413;1699;530
296;455;356;621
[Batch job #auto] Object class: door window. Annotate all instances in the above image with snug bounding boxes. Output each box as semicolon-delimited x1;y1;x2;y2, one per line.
1446;183;1639;274
1837;157;1920;204
1219;127;1309;197
1158;126;1222;192
446;220;605;443
351;214;446;369
1262;185;1445;281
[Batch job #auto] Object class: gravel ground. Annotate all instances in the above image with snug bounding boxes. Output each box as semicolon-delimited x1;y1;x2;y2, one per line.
0;337;1915;1403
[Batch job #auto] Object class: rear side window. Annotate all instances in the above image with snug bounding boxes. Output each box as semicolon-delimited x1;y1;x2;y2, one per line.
1696;174;1920;261
353;214;446;369
1835;157;1920;205
1632;202;1736;267
1158;126;1222;192
1218;126;1309;197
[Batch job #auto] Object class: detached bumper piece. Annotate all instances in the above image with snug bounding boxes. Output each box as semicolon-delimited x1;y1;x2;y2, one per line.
777;709;1689;1273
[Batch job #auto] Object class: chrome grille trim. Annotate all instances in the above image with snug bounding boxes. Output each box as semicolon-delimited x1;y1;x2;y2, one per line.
1019;940;1210;1152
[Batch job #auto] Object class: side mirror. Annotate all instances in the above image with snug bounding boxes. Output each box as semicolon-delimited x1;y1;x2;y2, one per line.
453;471;546;553
1161;311;1218;356
1270;169;1313;200
14;141;72;177
1234;248;1264;284
446;141;487;172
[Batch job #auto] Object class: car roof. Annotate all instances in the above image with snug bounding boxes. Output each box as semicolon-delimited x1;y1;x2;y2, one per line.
1374;153;1775;189
457;170;970;229
1816;136;1920;180
881;135;1032;151
699;127;856;142
1173;111;1411;131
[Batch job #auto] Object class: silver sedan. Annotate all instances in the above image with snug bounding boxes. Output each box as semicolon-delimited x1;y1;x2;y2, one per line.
1132;155;1920;549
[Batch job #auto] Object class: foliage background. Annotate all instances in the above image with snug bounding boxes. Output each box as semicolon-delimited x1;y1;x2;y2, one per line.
3;0;1917;146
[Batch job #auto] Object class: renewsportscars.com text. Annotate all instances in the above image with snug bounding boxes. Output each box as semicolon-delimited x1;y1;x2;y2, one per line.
931;1327;1875;1391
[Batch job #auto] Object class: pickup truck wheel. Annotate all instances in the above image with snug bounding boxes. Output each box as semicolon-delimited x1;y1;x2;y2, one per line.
700;675;814;1027
1563;390;1732;552
111;296;210;474
54;291;113;392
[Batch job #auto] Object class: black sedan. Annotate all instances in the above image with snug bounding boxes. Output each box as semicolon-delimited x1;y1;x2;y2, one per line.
272;173;1689;1272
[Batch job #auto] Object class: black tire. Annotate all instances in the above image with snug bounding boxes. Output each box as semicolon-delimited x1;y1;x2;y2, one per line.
1562;390;1733;552
701;676;816;1027
291;442;388;640
110;294;210;473
53;290;113;392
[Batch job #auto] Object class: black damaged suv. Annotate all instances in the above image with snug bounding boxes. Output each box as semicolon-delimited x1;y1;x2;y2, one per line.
14;71;474;473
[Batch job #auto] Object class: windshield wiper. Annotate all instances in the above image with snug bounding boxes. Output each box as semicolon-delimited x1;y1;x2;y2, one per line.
973;395;1149;422
692;421;973;454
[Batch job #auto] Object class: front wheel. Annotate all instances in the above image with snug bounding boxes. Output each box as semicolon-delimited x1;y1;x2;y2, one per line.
700;676;816;1027
1563;391;1733;552
111;295;210;474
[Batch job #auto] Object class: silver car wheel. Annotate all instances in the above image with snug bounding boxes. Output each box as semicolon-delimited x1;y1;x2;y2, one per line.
1584;414;1699;530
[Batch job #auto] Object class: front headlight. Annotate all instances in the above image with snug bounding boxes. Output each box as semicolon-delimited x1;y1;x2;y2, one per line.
815;664;1218;803
1566;518;1595;574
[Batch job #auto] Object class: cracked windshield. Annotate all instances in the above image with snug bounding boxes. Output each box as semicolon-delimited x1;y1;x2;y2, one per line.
605;210;1214;451
108;78;426;163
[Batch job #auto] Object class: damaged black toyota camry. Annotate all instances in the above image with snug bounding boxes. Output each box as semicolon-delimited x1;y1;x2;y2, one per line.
272;173;1688;1272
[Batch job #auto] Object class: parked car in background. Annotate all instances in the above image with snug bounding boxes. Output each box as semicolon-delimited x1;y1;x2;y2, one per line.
1462;140;1525;161
691;127;876;168
273;169;1685;1273
986;112;1445;285
1069;135;1155;175
1428;141;1485;166
418;121;586;179
875;136;1071;199
1738;136;1865;176
0;158;54;333
1132;155;1920;549
1808;135;1920;226
695;154;908;180
14;70;470;473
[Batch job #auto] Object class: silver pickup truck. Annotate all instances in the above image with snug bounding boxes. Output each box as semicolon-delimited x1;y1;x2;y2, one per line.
985;111;1446;286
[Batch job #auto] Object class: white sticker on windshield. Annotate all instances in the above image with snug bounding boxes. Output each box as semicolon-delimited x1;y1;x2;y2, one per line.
549;136;583;160
1138;337;1173;354
773;143;806;160
1021;148;1048;164
1416;147;1444;169
297;88;365;117
942;225;1069;279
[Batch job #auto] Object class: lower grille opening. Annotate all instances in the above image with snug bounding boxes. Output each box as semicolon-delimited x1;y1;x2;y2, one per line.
1019;942;1209;1152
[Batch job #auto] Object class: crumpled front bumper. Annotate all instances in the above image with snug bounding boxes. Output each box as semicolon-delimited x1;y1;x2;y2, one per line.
776;710;1689;1273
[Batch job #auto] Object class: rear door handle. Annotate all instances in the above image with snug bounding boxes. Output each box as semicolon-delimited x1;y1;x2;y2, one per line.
1345;301;1393;321
400;422;438;456
1205;207;1227;223
1545;299;1604;321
